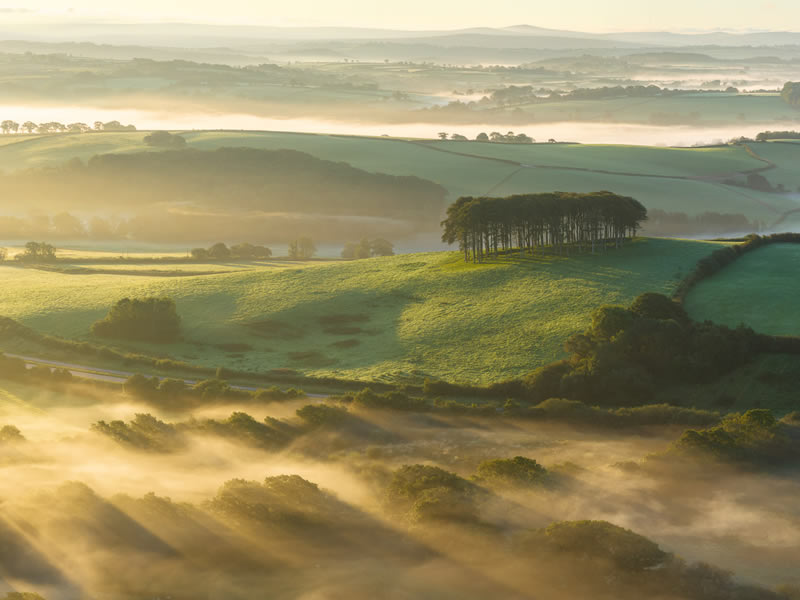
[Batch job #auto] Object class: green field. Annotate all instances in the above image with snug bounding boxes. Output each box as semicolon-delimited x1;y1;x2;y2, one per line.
1;130;797;226
685;243;800;336
0;238;723;384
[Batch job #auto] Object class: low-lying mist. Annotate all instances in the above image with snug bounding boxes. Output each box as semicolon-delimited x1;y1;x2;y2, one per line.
0;379;798;599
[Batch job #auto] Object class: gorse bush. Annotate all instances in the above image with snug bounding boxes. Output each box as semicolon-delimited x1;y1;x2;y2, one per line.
92;297;181;342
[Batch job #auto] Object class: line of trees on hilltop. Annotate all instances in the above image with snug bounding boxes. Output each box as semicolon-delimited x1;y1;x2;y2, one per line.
0;120;136;134
441;192;647;263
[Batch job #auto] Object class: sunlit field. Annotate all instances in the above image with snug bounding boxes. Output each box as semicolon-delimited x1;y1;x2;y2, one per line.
0;238;723;384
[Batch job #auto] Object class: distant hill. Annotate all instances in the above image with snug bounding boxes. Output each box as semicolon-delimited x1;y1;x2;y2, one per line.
1;22;798;49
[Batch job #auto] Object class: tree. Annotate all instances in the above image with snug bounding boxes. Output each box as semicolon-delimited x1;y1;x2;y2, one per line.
289;237;316;259
143;131;186;148
437;132;448;140
450;133;468;141
475;132;489;141
67;122;90;133
523;520;669;571
103;120;136;131
208;242;231;260
93;121;104;131
473;456;548;488
190;247;210;260
52;212;86;238
21;121;36;133
1;120;19;134
17;241;57;262
341;238;394;259
341;239;371;259
0;248;6;262
370;238;394;256
230;242;272;259
441;192;647;262
88;216;115;239
92;297;181;342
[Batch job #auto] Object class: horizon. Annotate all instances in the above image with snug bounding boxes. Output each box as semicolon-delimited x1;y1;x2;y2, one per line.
1;0;798;34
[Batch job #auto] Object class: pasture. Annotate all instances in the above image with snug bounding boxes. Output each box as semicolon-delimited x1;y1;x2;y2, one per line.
0;238;723;384
0;130;797;227
684;243;800;337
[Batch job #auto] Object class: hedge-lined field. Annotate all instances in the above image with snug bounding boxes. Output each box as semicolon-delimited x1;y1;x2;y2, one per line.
0;238;723;384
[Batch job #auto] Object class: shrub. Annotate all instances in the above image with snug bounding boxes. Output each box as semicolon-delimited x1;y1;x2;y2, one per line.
473;456;548;488
92;297;181;342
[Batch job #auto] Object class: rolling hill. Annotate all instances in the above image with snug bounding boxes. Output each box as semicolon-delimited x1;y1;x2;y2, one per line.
0;238;724;384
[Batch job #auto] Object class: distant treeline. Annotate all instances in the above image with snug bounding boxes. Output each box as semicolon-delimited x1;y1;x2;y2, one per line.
1;147;447;223
441;192;647;262
755;129;800;141
0;119;136;134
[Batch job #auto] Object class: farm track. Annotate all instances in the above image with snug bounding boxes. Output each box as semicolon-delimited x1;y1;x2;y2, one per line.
7;353;328;398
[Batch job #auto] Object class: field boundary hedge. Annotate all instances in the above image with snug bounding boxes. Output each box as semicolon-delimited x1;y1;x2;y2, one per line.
673;233;800;304
673;232;800;355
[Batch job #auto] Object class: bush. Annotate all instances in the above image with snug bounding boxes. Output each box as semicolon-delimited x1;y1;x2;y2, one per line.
92;297;181;342
520;520;669;571
296;403;349;428
143;131;186;148
473;456;548;488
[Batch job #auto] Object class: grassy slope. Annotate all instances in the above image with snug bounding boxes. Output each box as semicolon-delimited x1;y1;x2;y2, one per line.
684;243;800;336
0;238;722;384
749;142;800;191
434;141;762;177
1;131;795;224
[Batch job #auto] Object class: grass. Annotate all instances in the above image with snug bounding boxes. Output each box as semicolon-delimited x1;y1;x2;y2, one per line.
1;131;797;225
435;141;763;177
0;238;724;385
684;243;800;337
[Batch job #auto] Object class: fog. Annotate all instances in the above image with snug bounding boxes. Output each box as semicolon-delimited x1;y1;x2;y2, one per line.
3;103;798;146
0;380;798;599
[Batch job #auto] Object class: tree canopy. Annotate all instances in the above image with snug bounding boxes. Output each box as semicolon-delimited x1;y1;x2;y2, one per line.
442;192;647;262
91;297;181;343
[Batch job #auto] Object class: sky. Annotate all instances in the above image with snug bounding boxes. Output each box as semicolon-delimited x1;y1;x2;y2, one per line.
0;0;797;32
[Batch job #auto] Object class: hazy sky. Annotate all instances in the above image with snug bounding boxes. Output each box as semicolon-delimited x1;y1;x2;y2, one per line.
1;0;797;31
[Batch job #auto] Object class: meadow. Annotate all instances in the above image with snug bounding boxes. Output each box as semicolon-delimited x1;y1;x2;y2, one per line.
1;130;797;229
684;243;800;337
0;238;723;384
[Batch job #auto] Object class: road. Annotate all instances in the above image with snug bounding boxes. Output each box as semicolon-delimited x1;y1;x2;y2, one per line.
6;353;328;398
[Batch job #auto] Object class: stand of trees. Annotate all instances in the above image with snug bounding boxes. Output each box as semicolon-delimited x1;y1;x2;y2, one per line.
442;192;647;262
190;242;272;260
16;241;57;262
755;130;800;141
144;131;186;148
92;297;181;343
0;120;135;134
341;238;394;259
288;237;316;259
